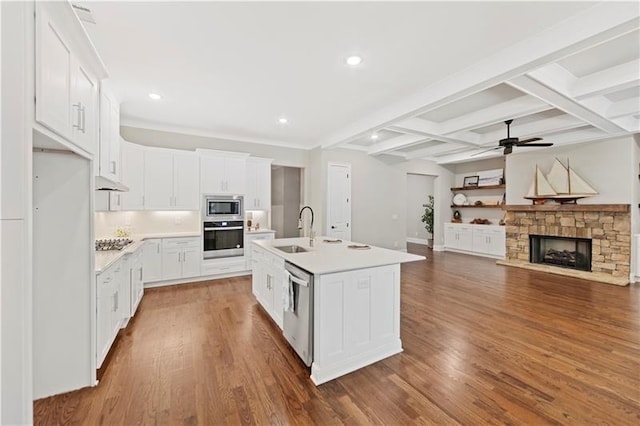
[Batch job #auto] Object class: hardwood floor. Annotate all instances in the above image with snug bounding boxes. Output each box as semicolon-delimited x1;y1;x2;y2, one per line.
35;245;640;425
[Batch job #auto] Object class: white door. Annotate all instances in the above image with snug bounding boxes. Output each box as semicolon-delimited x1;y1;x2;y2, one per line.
327;163;351;240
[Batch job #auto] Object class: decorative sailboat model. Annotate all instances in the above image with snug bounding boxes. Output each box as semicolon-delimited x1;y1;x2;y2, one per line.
525;158;598;204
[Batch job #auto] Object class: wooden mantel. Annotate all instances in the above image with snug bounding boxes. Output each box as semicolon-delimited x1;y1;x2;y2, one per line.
502;204;630;213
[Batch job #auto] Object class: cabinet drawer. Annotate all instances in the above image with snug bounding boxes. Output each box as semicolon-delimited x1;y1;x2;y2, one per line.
201;258;247;276
162;237;199;249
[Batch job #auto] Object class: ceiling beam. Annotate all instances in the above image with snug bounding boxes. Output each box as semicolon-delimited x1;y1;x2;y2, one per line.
388;118;480;145
437;96;552;134
405;142;467;160
573;59;640;99
367;134;428;156
319;2;640;148
507;74;627;133
607;97;640;119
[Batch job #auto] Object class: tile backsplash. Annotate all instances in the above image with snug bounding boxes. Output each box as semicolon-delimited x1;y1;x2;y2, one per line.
95;211;200;238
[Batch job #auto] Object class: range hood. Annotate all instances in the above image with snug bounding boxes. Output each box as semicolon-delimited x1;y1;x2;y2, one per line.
95;175;129;192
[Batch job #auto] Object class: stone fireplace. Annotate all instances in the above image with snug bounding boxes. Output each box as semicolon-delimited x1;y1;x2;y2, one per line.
497;204;631;286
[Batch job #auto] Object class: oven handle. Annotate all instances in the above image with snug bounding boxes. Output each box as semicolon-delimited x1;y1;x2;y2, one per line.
204;226;244;231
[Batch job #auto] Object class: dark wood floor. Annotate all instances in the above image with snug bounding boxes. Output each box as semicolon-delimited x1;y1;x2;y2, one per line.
35;245;640;425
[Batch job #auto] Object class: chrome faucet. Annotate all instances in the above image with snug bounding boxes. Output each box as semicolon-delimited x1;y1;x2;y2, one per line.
298;205;315;246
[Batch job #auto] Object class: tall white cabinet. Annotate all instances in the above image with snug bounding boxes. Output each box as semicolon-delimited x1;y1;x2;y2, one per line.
144;148;199;210
245;157;273;210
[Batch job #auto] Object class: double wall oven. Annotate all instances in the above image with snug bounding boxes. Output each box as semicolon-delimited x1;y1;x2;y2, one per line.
203;195;244;259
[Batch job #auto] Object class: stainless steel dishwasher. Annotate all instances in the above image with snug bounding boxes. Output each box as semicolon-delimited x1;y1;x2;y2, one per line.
283;261;314;366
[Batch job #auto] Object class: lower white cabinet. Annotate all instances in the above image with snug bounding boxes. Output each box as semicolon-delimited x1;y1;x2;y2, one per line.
251;244;284;329
127;246;144;316
96;259;124;368
444;223;505;258
143;239;163;283
245;231;276;270
162;237;201;280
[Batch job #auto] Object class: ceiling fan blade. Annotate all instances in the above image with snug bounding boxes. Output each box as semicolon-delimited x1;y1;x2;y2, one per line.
516;137;543;144
516;143;554;147
471;146;501;157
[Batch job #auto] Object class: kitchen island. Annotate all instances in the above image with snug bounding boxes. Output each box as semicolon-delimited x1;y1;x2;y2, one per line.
251;237;424;385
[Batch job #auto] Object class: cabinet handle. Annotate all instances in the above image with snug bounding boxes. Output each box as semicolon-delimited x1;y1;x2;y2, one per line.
142;195;145;206
139;267;143;281
110;160;116;174
80;105;86;133
157;244;160;254
72;103;82;129
178;252;181;263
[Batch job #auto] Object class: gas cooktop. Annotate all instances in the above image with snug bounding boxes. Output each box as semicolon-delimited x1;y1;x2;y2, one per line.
95;238;133;251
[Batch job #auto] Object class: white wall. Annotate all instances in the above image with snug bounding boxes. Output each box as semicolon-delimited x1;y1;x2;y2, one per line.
506;137;635;205
271;166;302;238
95;210;200;238
406;174;434;242
121;126;309;168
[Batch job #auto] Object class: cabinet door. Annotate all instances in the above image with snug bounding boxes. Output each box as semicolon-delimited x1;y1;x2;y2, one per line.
71;60;98;154
444;225;457;249
173;152;199;210
96;272;113;367
99;90;120;182
109;192;122;211
120;141;145;210
487;229;506;257
181;247;201;279
35;7;72;140
271;263;284;329
142;239;163;282
457;226;473;250
110;262;124;333
251;257;263;299
224;157;247;194
200;156;226;194
245;158;270;209
472;228;488;253
144;149;173;209
162;247;182;281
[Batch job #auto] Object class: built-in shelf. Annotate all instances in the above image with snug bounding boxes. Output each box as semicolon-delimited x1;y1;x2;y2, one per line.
451;204;504;209
450;184;505;191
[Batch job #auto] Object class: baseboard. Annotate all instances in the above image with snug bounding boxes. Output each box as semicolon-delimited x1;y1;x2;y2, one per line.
406;237;428;245
144;270;251;288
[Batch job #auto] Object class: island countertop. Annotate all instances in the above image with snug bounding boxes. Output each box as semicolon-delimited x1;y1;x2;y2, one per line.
252;236;424;274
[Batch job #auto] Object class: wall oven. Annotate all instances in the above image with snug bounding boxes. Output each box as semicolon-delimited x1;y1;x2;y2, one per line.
203;220;244;259
204;195;243;221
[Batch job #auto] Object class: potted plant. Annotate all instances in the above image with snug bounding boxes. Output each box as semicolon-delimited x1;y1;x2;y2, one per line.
421;195;434;248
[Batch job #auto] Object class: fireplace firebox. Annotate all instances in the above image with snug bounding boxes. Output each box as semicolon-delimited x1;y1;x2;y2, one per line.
529;235;592;272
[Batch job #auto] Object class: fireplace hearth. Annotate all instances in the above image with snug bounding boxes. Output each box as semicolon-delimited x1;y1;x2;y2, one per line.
530;235;592;272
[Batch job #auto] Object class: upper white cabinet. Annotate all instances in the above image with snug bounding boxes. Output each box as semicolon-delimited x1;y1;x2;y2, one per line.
144;148;199;210
98;88;121;182
199;151;248;194
118;140;145;210
245;157;272;210
35;3;101;155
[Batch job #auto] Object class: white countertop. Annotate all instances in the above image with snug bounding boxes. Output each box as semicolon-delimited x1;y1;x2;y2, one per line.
253;237;425;275
95;232;201;274
245;228;276;235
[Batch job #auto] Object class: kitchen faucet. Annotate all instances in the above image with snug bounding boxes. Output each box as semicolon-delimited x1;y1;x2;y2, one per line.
298;206;315;246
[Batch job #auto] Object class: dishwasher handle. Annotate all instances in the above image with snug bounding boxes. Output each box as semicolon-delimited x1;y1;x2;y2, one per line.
289;274;309;287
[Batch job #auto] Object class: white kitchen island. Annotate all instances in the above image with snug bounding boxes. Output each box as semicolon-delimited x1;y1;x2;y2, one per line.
251;237;424;385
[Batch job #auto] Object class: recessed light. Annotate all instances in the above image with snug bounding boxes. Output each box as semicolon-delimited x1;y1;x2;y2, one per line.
278;117;288;124
148;93;162;100
346;55;363;66
371;133;379;140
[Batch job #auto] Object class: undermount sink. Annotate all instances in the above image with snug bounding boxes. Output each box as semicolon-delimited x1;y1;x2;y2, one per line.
274;245;308;253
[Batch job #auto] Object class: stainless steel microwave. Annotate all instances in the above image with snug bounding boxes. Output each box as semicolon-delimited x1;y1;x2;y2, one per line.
203;195;243;221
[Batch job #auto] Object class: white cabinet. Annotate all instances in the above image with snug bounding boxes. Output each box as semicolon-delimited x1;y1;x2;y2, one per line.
199;152;248;194
472;227;506;257
445;223;505;258
143;239;163;283
245;157;272;210
144;148;199;210
251;244;284;329
35;4;99;154
96;259;123;368
126;246;144;316
444;223;473;251
99;89;121;182
116;140;145;210
245;231;275;270
162;237;201;280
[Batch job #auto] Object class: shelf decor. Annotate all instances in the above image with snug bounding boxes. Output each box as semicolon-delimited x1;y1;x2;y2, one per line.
463;175;479;187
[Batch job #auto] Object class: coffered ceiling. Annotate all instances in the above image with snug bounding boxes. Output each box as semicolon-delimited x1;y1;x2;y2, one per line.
81;1;639;164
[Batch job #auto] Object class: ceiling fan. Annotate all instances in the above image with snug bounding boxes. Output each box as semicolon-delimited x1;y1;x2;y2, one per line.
474;119;553;156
